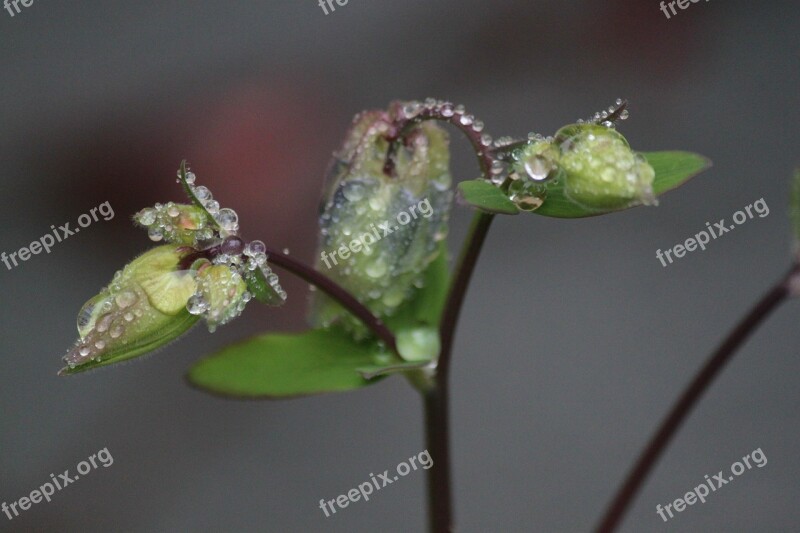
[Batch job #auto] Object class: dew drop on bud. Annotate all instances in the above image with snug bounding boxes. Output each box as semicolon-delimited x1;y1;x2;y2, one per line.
138;209;157;226
186;295;209;315
216;208;239;232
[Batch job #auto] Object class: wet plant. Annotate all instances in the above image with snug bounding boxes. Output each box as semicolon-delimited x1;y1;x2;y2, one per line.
60;98;721;531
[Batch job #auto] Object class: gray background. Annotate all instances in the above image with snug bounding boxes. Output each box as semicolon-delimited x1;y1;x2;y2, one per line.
1;0;799;531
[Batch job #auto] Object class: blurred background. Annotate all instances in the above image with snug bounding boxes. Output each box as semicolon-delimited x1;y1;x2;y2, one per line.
1;0;799;531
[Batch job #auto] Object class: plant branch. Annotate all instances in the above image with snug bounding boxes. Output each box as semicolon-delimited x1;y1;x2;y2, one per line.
595;264;798;533
264;247;398;354
437;212;495;383
424;387;453;532
421;212;494;533
386;101;494;177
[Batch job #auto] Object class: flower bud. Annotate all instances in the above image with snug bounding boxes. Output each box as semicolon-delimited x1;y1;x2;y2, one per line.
555;124;656;210
189;265;249;332
396;327;441;362
312;107;453;337
61;245;200;375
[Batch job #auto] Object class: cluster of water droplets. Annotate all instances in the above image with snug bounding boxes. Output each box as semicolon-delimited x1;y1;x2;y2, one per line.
576;98;630;129
135;201;213;246
63;269;149;369
187;266;247;333
239;239;287;303
398;98;489;144
181;169;240;236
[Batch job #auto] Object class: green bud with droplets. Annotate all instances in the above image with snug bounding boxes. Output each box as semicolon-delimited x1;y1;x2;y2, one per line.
311;103;453;337
60;245;200;375
555;124;656;210
134;203;211;246
194;265;248;332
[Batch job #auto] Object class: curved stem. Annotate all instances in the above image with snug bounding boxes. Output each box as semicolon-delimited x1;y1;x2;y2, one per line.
264;247;398;354
386;101;494;177
595;264;797;533
385;103;500;532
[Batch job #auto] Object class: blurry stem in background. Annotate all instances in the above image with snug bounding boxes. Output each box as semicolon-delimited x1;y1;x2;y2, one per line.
596;263;800;533
264;247;398;353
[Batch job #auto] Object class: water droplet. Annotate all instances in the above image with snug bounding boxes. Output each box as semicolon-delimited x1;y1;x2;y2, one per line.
79;345;91;357
247;240;266;256
194;186;212;202
148;227;164;242
185;172;197;185
110;325;124;339
95;340;106;350
524;155;553;181
186;295;209;315
96;314;113;333
115;291;137;309
403;102;421;119
216;208;239;232
138;209;157;226
343;182;366;202
167;205;180;217
365;260;388;278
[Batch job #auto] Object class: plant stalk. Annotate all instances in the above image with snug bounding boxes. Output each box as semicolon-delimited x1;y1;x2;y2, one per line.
265;247;398;353
423;211;495;532
595;264;797;532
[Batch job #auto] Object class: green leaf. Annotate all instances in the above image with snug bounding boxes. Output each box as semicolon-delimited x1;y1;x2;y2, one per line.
187;329;385;398
458;180;519;215
177;160;218;227
647;151;713;196
532;151;711;218
242;266;286;307
384;241;450;332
